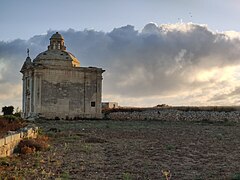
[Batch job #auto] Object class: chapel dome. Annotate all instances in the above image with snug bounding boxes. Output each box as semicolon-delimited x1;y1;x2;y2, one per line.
50;32;64;40
33;32;80;67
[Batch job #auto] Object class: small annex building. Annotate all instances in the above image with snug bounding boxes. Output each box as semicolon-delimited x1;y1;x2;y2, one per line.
20;32;105;119
102;102;119;110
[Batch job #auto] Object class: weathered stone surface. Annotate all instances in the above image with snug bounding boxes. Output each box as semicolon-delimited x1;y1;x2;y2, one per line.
4;135;12;145
106;109;240;122
0;138;5;147
0;146;7;157
21;32;104;120
11;133;21;142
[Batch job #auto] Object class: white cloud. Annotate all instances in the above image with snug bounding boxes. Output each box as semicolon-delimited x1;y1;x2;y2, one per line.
0;83;22;110
1;22;240;108
224;31;240;40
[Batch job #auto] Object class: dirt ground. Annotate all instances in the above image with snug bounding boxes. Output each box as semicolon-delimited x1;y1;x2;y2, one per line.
0;120;240;179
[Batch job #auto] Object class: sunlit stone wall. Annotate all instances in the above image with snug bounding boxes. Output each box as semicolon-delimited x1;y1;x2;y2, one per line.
0;126;38;157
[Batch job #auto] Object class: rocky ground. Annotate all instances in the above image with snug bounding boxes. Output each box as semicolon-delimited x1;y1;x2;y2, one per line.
0;120;240;179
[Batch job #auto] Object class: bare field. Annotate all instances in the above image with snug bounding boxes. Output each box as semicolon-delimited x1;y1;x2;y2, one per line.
1;120;240;179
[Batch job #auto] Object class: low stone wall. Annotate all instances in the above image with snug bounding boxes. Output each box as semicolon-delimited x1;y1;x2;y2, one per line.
0;125;38;157
105;109;240;122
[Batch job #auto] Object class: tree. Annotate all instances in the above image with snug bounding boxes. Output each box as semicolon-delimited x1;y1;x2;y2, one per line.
2;106;14;115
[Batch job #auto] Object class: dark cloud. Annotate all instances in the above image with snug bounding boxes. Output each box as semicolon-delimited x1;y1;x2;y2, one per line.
1;23;240;107
209;86;240;102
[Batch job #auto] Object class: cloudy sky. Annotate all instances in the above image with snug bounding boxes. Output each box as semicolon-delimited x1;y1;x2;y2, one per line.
1;0;240;108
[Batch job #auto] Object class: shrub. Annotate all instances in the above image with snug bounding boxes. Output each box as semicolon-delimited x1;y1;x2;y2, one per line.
0;119;8;128
21;146;36;154
2;106;14;115
3;115;18;121
18;135;50;154
0;117;26;135
14;112;21;118
14;107;22;117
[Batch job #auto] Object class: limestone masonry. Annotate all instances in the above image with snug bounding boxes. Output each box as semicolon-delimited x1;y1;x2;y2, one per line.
0;125;38;157
21;32;105;119
105;109;240;122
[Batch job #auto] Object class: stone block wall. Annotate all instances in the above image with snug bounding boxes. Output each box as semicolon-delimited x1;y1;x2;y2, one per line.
0;125;38;158
105;109;240;122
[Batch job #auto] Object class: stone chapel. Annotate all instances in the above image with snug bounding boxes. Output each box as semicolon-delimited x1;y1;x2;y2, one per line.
20;32;104;119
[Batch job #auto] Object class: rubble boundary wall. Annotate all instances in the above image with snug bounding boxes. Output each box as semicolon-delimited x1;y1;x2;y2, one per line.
105;109;240;122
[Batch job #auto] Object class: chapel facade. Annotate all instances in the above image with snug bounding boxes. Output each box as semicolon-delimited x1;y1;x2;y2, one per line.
20;32;104;119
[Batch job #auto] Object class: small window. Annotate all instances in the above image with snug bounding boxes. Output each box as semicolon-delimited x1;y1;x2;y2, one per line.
91;102;95;107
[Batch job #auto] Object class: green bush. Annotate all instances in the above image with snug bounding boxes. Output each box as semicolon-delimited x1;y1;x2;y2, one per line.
3;115;18;121
14;112;21;118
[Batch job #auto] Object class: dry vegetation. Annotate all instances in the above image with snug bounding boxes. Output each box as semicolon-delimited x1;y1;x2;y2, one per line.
0;120;240;179
0;116;27;138
18;135;50;154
